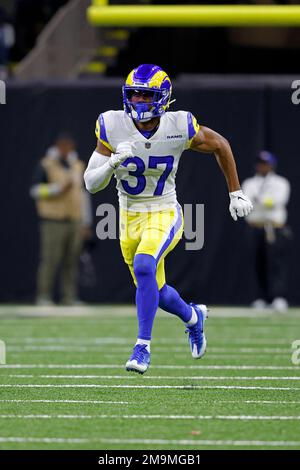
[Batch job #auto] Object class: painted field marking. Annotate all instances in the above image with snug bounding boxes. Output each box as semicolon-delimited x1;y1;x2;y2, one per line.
0;414;299;421
0;437;88;444
6;374;300;381
4;337;295;346
86;438;300;447
220;400;300;405
0;399;131;404
0;384;299;390
0;437;299;447
0;398;299;405
1;399;300;405
6;345;293;354
1;364;300;370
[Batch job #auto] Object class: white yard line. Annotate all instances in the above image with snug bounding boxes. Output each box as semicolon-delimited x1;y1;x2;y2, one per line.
0;399;131;404
1;364;300;370
0;414;299;421
6;374;300;381
0;437;298;447
99;355;293;360
0;384;299;390
1;399;300;405
6;346;293;353
86;438;300;447
0;398;298;405
0;437;88;444
5;336;295;347
4;337;295;346
220;400;300;405
8;355;293;361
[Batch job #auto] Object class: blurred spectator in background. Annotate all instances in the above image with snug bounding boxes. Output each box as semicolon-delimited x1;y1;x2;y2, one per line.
0;6;15;79
242;151;291;312
30;134;92;306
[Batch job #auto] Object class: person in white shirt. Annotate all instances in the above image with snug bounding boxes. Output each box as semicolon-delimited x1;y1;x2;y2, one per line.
242;151;291;311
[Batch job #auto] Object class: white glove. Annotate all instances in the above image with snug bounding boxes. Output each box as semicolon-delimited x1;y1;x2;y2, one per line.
229;189;253;221
109;141;135;169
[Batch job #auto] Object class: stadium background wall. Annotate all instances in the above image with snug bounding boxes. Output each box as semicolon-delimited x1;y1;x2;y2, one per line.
0;80;298;305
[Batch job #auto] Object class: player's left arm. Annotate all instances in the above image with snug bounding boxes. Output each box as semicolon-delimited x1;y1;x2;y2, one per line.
190;126;253;221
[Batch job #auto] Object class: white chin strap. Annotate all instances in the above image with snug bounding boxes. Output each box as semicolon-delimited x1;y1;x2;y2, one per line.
131;109;153;122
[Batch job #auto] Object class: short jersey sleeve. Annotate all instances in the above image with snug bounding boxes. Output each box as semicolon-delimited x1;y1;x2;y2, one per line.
185;112;200;149
95;113;114;152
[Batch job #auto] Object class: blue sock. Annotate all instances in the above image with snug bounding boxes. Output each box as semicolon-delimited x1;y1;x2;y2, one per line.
159;284;192;323
133;253;159;341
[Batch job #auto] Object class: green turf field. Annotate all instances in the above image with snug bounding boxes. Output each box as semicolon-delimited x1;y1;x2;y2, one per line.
0;305;300;450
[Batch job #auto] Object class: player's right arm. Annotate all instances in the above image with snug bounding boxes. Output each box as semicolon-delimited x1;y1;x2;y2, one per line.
84;140;134;194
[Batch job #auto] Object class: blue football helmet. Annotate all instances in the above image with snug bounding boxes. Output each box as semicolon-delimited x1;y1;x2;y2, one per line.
122;64;172;122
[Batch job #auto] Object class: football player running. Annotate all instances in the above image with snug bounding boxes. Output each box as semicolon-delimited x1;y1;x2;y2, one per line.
84;64;253;374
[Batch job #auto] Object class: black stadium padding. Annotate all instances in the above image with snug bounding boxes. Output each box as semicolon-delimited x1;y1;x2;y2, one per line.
0;79;298;305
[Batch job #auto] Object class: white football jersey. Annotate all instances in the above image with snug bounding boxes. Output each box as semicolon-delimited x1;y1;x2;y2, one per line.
95;110;199;212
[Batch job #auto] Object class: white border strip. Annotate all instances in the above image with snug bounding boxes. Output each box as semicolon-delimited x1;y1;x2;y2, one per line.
6;345;294;353
3;337;295;345
0;437;88;443
89;438;300;447
1;399;300;405
0;384;299;390
0;437;299;447
0;399;131;404
0;414;299;421
6;374;300;380
1;364;300;370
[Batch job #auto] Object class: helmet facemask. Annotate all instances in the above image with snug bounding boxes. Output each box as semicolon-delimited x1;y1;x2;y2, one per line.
123;86;171;122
